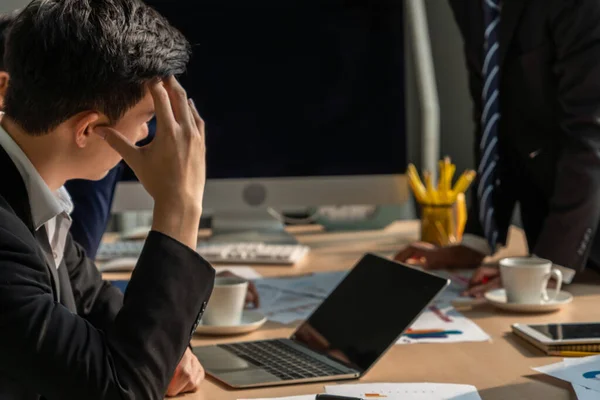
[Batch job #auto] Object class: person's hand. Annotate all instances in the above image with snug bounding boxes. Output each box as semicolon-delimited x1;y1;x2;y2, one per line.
216;270;260;307
96;76;206;249
463;266;559;298
166;348;205;397
394;242;485;270
462;266;501;298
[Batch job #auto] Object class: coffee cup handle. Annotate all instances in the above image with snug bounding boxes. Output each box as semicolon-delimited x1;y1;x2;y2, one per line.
542;268;563;303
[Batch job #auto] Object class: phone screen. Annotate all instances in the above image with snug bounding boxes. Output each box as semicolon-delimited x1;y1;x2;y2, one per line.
529;323;600;340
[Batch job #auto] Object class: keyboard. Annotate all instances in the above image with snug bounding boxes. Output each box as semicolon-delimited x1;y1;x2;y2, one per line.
220;340;345;380
97;241;309;265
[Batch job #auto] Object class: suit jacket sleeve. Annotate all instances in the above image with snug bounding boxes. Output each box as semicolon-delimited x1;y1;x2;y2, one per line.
63;232;124;332
532;1;600;271
0;207;214;400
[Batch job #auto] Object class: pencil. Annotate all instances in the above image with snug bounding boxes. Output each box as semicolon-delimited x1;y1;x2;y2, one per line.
548;351;600;357
456;192;467;239
452;170;476;196
424;171;438;204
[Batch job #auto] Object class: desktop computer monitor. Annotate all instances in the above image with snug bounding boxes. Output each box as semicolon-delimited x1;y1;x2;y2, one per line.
112;0;409;242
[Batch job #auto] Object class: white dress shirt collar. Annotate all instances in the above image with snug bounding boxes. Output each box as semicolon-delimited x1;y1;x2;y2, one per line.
0;123;73;231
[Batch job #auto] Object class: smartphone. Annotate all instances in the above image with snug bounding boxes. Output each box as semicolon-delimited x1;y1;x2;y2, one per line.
512;322;600;344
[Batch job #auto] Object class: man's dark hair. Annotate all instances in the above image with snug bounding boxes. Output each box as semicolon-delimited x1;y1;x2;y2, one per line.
0;10;19;71
3;0;190;135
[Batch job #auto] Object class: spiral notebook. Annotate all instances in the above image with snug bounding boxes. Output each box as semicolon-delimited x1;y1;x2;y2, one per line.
512;323;600;355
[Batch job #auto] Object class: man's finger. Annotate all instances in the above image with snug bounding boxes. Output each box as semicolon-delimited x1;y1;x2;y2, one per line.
464;277;501;298
188;98;205;137
394;246;417;262
246;281;260;308
469;266;500;286
95;126;140;168
149;79;177;132
180;357;201;394
166;373;186;397
163;76;194;129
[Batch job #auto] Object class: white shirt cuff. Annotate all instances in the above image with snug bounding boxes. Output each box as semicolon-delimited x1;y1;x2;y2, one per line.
461;234;492;256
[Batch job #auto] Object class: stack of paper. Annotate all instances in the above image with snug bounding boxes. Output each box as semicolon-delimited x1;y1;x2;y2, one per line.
533;355;600;399
325;383;482;400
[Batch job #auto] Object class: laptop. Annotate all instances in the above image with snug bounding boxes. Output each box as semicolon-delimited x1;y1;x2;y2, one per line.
193;253;450;389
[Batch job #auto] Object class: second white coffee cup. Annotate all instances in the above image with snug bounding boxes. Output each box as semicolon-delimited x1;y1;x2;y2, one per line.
202;276;248;326
499;257;563;304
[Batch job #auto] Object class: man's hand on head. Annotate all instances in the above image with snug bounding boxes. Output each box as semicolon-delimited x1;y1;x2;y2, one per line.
166;348;205;397
394;242;485;270
95;76;207;250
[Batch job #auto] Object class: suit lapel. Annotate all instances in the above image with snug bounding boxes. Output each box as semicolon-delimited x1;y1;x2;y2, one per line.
499;0;527;66
0;145;61;300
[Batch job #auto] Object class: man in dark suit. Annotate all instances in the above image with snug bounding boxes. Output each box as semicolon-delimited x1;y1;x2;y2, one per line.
396;0;600;295
0;0;215;398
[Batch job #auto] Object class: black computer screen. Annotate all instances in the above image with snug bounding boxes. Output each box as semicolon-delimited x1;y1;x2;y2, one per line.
291;254;449;372
145;0;406;179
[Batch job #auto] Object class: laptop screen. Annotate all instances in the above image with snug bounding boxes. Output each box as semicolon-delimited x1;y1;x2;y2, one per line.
290;254;449;372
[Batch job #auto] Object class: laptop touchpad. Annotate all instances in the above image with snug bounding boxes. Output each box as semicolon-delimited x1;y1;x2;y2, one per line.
193;346;281;386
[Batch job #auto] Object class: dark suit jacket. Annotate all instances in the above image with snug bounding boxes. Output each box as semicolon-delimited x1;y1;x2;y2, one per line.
449;0;600;272
0;145;215;399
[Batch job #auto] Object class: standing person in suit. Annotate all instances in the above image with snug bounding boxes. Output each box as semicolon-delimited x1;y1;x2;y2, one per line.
396;0;600;296
0;0;216;398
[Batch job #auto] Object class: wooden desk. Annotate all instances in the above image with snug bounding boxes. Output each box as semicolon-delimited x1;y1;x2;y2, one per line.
104;221;600;400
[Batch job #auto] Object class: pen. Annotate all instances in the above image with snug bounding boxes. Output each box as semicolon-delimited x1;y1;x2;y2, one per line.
403;330;462;339
406;329;445;334
315;395;364;400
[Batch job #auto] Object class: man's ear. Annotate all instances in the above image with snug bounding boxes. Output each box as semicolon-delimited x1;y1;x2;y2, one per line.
0;72;8;96
73;111;101;148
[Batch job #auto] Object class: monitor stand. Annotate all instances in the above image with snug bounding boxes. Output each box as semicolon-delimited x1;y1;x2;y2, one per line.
209;209;298;245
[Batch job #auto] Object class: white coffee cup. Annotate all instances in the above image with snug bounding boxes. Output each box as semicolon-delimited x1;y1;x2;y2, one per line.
499;257;563;304
202;276;248;326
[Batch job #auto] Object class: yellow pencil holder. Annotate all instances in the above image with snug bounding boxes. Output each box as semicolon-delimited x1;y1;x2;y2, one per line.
420;203;457;247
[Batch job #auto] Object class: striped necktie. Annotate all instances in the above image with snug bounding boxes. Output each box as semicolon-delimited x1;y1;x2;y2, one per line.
479;0;501;251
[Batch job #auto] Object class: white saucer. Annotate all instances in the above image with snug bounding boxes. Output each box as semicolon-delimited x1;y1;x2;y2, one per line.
195;310;267;336
484;289;573;313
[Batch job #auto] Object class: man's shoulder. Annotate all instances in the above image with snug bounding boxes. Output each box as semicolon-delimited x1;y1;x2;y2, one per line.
0;193;37;250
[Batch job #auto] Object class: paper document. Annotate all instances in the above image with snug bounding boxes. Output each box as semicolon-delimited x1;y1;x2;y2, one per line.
254;284;322;324
254;271;346;324
239;396;315;400
533;355;600;393
397;305;490;344
254;270;490;344
564;358;600;399
428;270;479;305
256;271;347;298
573;384;598;400
325;383;482;400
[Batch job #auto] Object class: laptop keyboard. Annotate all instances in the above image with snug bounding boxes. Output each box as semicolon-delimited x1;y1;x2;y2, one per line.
220;340;346;381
